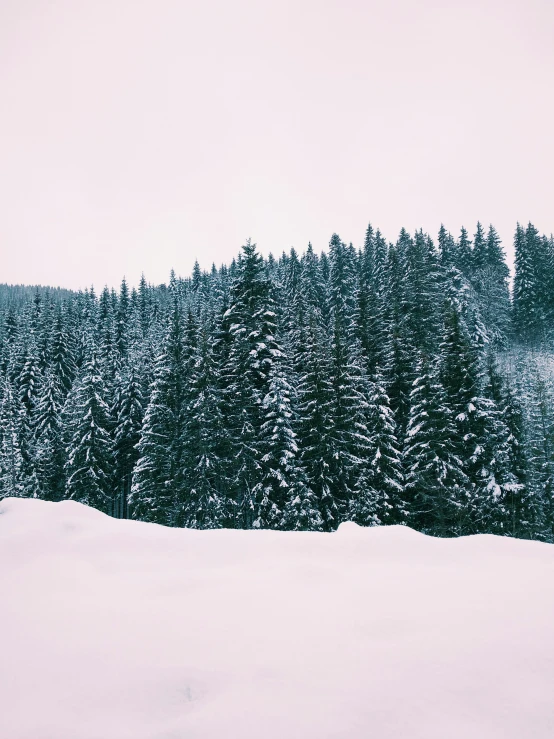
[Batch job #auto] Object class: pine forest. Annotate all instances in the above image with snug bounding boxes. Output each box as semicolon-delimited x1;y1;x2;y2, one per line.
1;221;554;541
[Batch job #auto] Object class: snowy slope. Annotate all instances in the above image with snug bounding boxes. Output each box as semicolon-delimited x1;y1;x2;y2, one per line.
1;498;553;739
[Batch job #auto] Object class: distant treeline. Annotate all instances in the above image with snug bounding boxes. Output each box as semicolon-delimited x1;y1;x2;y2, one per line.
0;284;75;310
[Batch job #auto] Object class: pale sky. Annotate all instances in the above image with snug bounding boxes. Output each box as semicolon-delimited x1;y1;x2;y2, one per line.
1;0;553;290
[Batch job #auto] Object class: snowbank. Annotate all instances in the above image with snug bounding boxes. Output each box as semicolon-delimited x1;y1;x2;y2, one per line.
1;497;553;739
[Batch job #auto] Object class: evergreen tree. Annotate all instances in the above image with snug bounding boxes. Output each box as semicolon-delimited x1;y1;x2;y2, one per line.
326;234;374;525
131;303;187;525
296;309;338;531
350;371;404;527
486;356;536;538
404;358;466;535
178;322;228;529
471;225;511;347
456;226;473;276
32;370;65;501
116;277;130;360
112;367;144;518
221;240;283;527
438;224;457;267
472;222;488;270
50;306;77;395
0;380;25;498
253;368;311;529
64;355;114;512
513;223;552;345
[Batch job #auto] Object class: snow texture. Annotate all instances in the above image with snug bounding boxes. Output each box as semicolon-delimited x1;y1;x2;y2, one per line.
1;497;553;739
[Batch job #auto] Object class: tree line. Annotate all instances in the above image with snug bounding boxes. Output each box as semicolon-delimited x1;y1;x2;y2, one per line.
1;221;553;540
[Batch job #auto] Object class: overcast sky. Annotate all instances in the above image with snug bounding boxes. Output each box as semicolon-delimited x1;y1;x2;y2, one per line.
1;0;553;290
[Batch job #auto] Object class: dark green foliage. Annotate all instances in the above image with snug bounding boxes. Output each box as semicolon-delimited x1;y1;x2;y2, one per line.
513;223;554;345
404;359;466;535
64;355;114;512
1;219;553;542
32;370;65;501
0;380;25;498
112;368;143;518
178;322;228;529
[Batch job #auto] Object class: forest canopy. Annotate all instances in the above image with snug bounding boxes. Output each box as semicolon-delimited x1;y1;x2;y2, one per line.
1;221;553;541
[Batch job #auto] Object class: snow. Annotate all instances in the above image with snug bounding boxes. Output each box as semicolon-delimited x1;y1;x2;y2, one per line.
1;498;554;739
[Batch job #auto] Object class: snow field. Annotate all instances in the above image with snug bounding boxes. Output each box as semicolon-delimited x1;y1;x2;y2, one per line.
1;497;553;739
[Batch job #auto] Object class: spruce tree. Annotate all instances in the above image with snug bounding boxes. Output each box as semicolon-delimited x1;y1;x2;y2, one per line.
404;358;466;535
253;368;311;529
131;302;187;525
456;226;473;276
296;308;337;531
178;322;228;529
64;354;114;512
0;380;25;498
32;369;65;501
350;371;404;527
112;367;143;518
220;240;283;527
326;234;374;525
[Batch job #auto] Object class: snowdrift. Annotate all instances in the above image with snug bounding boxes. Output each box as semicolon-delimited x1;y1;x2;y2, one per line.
1;498;553;739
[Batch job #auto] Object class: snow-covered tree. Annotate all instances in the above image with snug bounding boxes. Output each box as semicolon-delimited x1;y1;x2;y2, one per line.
64;354;114;512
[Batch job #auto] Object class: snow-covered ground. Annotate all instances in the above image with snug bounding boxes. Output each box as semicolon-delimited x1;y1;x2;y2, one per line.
1;498;553;739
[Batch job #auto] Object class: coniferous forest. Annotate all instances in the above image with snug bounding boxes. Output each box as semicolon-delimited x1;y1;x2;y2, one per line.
1;222;554;540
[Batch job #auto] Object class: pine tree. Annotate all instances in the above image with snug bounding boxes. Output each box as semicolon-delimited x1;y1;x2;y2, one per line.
404;358;466;535
0;380;26;498
438;224;457;266
439;300;480;532
131;302;187;525
358;224;387;375
326;234;374;525
116;277;130;360
178;322;228;529
470;225;511;347
296;308;337;531
513;223;551;345
32;370;65;501
16;343;42;414
472;222;488;271
525;368;554;541
138;274;152;338
64;355;114;512
383;233;416;434
50;306;77;395
221;240;283;527
350;371;404;527
456;226;473;276
130;353;176;524
253;368;309;529
112;367;143;518
486;356;537;538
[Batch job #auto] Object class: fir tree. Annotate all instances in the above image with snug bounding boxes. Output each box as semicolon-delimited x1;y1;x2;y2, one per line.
404;358;466;535
296;309;338;531
0;380;25;498
32;370;65;501
131;302;187;525
64;355;114;512
253;368;307;529
112;367;144;518
178;322;228;529
456;226;473;276
221;240;283;527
